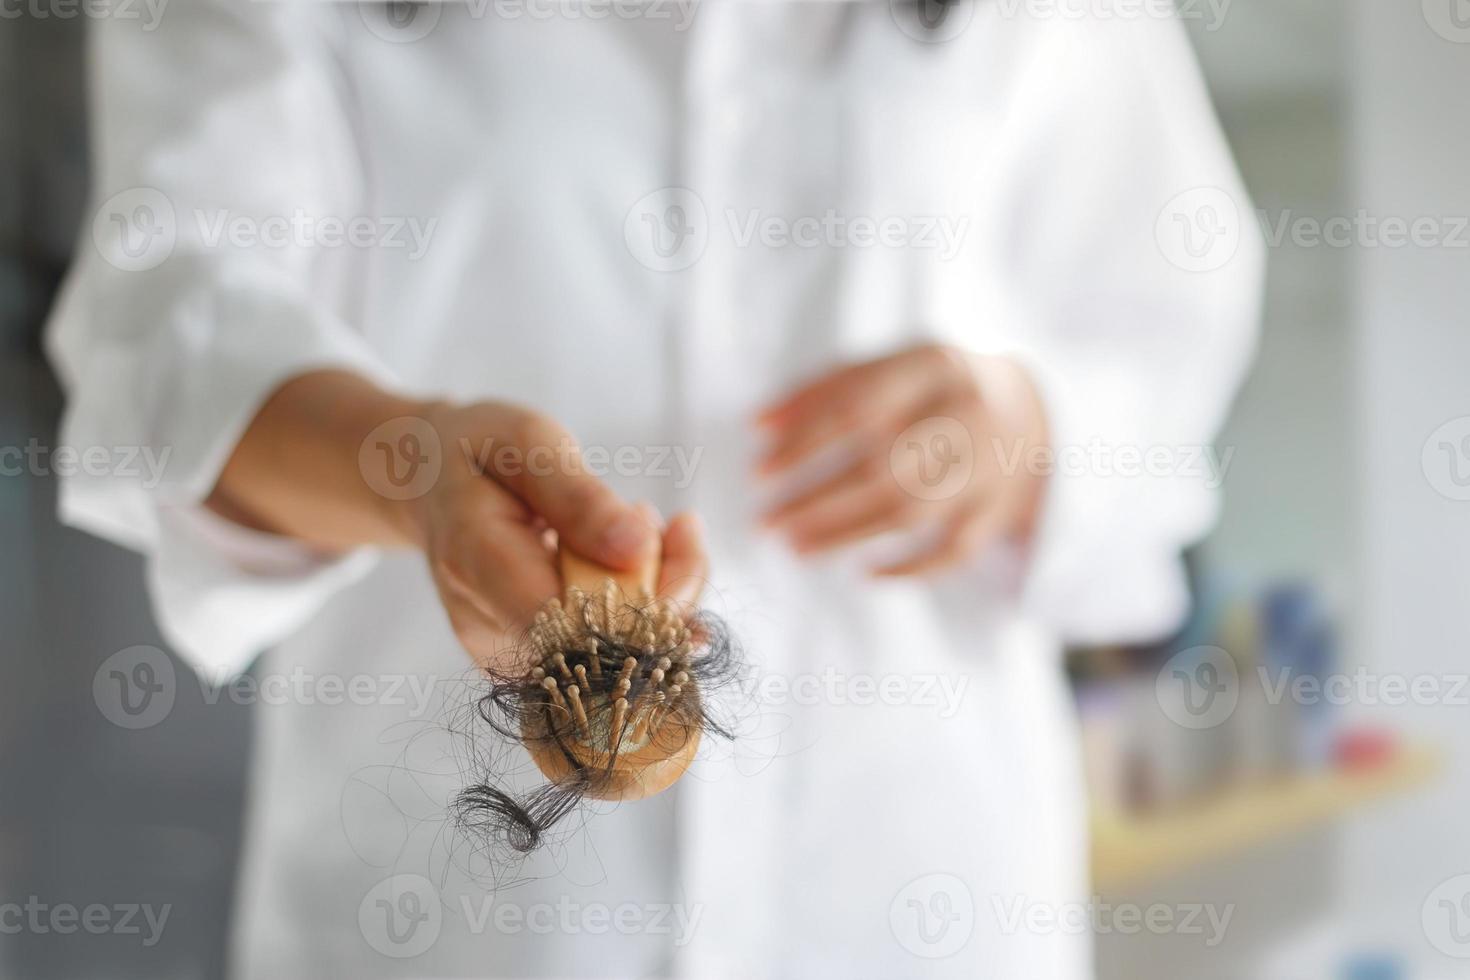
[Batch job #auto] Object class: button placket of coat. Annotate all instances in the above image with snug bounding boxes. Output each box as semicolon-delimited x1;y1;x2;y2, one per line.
666;14;795;973
674;9;754;525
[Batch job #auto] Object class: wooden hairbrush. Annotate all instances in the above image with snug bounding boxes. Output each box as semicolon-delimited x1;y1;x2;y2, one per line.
521;549;702;801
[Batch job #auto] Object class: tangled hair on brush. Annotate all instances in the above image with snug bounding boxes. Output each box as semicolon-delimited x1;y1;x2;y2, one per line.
453;591;743;855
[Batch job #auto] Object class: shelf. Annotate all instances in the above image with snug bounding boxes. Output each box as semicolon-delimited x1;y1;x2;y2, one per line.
1091;744;1442;891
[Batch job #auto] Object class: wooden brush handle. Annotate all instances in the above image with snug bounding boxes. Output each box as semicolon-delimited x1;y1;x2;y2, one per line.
558;547;658;601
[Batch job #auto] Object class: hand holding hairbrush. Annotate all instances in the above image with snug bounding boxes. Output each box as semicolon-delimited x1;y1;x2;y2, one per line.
456;514;740;854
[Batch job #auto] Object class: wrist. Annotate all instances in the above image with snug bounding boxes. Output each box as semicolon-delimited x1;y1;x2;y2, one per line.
964;352;1051;537
368;395;460;551
315;368;455;550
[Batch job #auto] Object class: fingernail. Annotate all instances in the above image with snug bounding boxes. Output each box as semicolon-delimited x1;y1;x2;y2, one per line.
601;511;652;561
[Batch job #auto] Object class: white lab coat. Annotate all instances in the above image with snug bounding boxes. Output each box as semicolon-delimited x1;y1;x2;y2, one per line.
47;2;1261;977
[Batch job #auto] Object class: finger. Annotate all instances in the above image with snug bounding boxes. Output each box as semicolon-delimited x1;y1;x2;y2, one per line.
761;456;875;528
437;484;562;627
434;569;522;672
756;346;957;429
757;350;950;477
756;359;880;430
787;482;916;555
481;408;658;569
757;366;897;476
871;503;1007;578
756;403;872;479
761;456;920;552
461;522;562;626
657;511;709;605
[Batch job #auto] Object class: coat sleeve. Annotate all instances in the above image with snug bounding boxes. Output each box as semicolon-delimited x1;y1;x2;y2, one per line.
996;15;1265;645
45;1;395;682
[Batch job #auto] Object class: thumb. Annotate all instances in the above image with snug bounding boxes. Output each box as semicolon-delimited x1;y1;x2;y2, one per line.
471;407;660;569
528;474;659;570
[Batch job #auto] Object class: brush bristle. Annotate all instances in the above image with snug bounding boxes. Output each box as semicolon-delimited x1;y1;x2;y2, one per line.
454;580;743;856
530;583;695;755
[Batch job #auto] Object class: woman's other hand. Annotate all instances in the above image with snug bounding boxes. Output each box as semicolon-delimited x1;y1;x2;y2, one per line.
756;344;1049;577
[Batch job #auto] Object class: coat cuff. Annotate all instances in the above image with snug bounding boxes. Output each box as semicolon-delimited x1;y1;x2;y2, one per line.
1007;347;1207;646
50;263;399;679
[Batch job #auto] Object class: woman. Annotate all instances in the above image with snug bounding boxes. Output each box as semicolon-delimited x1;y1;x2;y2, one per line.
48;1;1260;976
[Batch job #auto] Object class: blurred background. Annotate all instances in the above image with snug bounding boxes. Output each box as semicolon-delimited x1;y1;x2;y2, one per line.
3;1;1468;978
